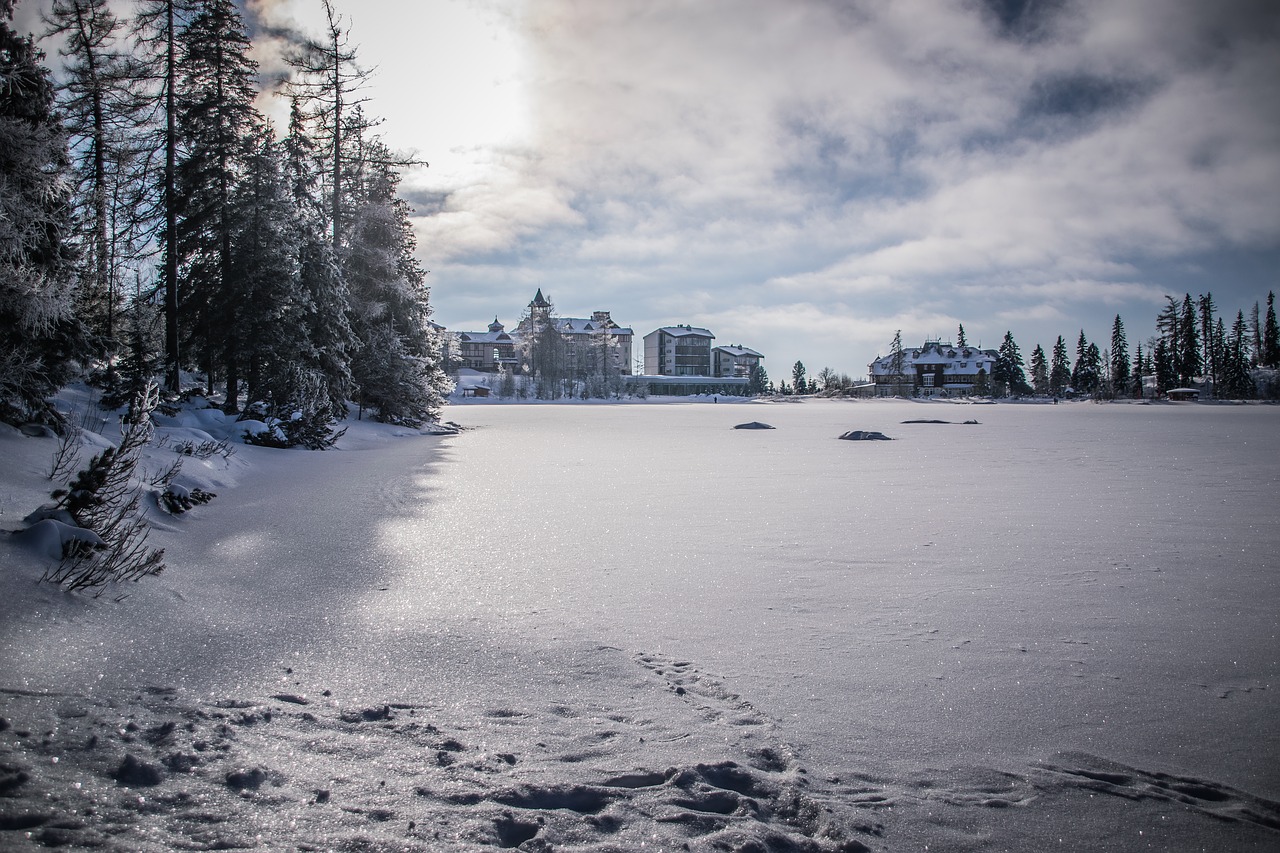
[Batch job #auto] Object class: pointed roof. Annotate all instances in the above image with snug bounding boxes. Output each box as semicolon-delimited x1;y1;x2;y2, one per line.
530;288;551;309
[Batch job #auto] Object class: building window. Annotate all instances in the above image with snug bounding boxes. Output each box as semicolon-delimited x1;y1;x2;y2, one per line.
922;374;935;387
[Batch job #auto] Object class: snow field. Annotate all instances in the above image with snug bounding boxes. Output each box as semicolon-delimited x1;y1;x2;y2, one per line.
1;397;1278;850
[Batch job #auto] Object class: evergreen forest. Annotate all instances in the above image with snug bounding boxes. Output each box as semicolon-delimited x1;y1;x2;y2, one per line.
1;0;449;443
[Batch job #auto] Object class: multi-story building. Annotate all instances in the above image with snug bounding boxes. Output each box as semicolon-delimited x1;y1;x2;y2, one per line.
713;345;763;378
643;325;715;376
868;338;998;397
514;290;633;377
555;311;634;377
456;318;518;372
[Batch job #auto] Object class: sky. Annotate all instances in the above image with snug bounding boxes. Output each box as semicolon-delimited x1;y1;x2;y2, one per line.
15;0;1280;377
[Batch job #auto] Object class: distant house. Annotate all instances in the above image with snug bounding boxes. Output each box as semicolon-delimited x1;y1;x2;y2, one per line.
713;345;763;378
643;325;715;376
456;318;518;373
868;338;998;397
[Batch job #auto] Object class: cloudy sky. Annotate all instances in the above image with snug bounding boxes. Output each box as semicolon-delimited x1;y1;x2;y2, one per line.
18;0;1280;375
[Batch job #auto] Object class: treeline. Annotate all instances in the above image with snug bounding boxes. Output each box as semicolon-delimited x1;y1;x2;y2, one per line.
1022;291;1280;400
0;0;449;443
790;293;1280;400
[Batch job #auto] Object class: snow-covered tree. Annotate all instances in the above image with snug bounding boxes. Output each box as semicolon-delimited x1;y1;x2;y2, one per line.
345;148;447;423
0;4;86;425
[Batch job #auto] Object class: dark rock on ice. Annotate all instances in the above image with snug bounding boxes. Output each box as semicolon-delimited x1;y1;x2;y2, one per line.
225;766;272;791
114;754;164;787
838;431;892;441
733;421;775;429
901;419;950;424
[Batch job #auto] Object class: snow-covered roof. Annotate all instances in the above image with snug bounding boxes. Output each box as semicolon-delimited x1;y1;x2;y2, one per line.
653;325;714;338
556;317;634;335
868;340;998;376
714;345;763;358
458;330;514;343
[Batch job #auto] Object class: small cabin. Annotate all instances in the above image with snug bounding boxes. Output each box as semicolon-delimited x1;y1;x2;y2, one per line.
1166;388;1200;402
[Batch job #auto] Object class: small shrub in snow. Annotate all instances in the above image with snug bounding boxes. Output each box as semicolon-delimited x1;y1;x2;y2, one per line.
171;437;235;460
45;423;83;482
39;385;166;594
241;406;346;450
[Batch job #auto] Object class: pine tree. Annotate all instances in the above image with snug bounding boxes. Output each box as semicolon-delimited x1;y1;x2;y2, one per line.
1211;317;1228;399
1220;311;1254;399
1152;338;1173;395
284;98;354;414
285;0;399;253
1109;315;1129;399
1071;331;1100;396
1249;302;1262;367
132;1;185;390
993;331;1029;397
747;363;768;395
792;360;806;394
345;147;448;423
1263;291;1279;369
0;4;86;425
174;0;262;409
1176;294;1200;385
1049;336;1070;397
1130;342;1144;398
45;0;147;345
1029;344;1048;395
1197;293;1217;385
956;324;967;347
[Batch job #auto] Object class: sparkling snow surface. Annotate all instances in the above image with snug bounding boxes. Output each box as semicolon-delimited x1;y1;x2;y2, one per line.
2;399;1278;850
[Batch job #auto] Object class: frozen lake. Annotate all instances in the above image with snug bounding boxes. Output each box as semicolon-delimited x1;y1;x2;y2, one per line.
412;399;1280;797
3;397;1278;850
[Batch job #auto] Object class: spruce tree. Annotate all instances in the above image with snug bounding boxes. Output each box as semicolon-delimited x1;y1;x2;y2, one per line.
1197;293;1217;384
1152;338;1173;395
0;3;86;425
1263;291;1279;369
1049;336;1070;397
1176;294;1200;385
792;360;806;394
956;324;967;347
1109;315;1129;399
747;363;768;395
1130;342;1144;398
345;147;447;423
1029;344;1048;395
284;98;355;415
45;0;145;345
1071;331;1100;396
174;0;262;409
1220;311;1253;399
133;0;195;391
994;331;1029;396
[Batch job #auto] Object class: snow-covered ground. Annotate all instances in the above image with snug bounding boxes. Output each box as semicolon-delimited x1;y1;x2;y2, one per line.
2;397;1278;851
